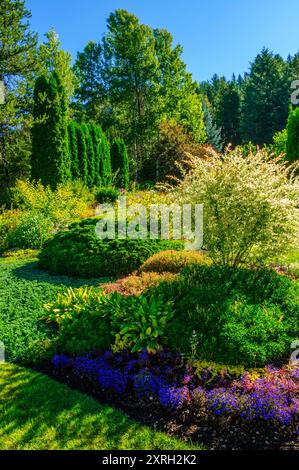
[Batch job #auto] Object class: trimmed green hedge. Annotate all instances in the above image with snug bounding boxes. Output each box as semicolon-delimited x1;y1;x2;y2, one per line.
39;219;184;278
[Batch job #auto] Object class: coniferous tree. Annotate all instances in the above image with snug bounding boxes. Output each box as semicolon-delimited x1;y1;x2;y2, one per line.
82;123;95;187
75;124;88;184
31;72;70;187
241;48;289;145
215;82;241;146
0;0;38;190
111;138;130;188
68;121;80;179
286;107;299;163
202;100;223;152
88;123;102;186
98;127;111;186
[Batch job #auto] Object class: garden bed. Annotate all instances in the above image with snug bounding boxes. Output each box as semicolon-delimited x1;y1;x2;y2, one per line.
43;351;299;451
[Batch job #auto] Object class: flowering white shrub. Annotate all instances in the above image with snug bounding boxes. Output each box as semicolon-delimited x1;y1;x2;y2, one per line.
173;149;299;266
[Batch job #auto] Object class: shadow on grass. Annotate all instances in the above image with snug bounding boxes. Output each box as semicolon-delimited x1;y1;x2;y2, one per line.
0;364;197;450
12;261;112;288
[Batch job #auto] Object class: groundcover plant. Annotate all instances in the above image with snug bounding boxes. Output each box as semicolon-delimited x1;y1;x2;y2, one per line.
0;0;299;459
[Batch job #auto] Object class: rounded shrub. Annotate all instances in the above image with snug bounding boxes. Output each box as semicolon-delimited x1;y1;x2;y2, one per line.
39;218;184;278
95;187;119;204
140;250;211;274
149;264;299;367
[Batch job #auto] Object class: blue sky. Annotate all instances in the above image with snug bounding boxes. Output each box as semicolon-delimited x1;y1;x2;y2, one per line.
26;0;299;82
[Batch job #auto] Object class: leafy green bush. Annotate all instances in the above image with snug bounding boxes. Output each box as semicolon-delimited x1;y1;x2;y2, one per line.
140;250;211;274
54;311;113;356
95;187;119;204
43;286;113;356
44;287;108;326
39;219;184;278
110;294;174;353
149;264;299;366
0;180;95;252
172;149;299;266
7;212;53;250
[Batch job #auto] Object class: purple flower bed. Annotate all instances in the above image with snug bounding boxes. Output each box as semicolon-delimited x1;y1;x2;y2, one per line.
52;351;299;427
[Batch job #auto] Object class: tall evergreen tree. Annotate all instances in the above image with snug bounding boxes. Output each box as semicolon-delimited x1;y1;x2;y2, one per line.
202;100;223;152
241;48;289;145
286;107;299;163
98;127;111;186
37;29;77;102
215;82;241;146
68;121;80;179
82;123;95;187
31;72;70;187
0;0;38;190
88;123;102;186
111;139;130;188
75;124;88;184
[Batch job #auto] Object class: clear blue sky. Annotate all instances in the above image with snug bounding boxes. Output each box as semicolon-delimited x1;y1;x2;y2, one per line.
26;0;299;82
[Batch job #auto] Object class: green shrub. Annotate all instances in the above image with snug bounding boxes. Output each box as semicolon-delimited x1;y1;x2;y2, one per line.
44;287;108;326
218;302;290;366
95;187;119;204
149;264;299;366
110;294;174;353
140;250;211;274
7;212;53;250
173;148;299;266
54;311;113;356
286;107;299;163
39;219;184;278
43;286;113;356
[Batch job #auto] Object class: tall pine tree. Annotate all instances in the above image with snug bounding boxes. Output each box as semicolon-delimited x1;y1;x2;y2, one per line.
202;99;223;152
241;48;289;145
0;0;38;191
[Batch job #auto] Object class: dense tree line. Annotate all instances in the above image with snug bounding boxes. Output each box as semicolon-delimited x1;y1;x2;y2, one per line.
200;48;299;148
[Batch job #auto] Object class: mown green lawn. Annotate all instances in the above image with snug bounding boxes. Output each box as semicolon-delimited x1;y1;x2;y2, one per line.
0;364;201;450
